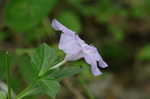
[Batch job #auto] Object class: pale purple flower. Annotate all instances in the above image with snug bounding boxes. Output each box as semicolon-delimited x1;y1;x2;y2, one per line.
51;19;108;76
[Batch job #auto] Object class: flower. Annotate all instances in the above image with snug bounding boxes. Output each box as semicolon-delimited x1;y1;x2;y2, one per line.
51;19;108;76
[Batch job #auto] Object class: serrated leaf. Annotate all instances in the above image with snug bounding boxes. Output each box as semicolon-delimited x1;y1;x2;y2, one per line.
49;66;85;80
31;43;57;76
5;0;59;30
40;78;60;98
21;78;60;99
19;54;38;83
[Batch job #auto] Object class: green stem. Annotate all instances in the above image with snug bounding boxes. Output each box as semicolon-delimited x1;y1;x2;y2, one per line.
15;78;39;99
49;59;67;70
6;52;11;99
15;59;67;99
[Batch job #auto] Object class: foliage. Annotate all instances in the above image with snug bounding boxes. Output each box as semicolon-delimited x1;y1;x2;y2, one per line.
0;0;150;99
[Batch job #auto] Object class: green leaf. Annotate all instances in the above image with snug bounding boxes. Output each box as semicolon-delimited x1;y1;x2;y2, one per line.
31;43;57;76
57;10;81;33
68;61;93;78
49;66;84;80
39;78;60;98
5;0;59;30
19;54;38;83
20;78;60;99
137;44;150;60
0;91;7;99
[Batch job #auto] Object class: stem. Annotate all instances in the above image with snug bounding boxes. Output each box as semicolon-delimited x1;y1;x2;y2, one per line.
49;59;67;70
6;52;11;99
15;59;67;99
15;78;39;99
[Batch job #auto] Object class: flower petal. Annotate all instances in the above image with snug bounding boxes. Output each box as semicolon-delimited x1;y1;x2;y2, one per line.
75;35;87;47
52;19;83;61
83;45;108;68
91;65;102;76
82;44;108;75
83;53;102;76
98;60;108;68
59;33;81;54
52;19;75;35
65;52;83;61
92;48;108;68
51;19;108;76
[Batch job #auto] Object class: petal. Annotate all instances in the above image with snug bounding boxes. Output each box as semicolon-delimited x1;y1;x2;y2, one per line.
59;32;82;56
98;60;108;68
83;45;108;68
75;35;87;47
82;44;108;75
83;52;95;65
52;19;83;61
83;53;102;76
51;19;60;31
65;52;83;61
51;19;75;35
91;66;102;76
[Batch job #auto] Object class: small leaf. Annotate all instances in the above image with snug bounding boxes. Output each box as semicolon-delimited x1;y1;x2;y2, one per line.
49;66;84;80
30;43;57;76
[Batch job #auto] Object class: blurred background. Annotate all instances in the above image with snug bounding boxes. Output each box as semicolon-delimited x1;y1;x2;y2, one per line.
0;0;150;99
